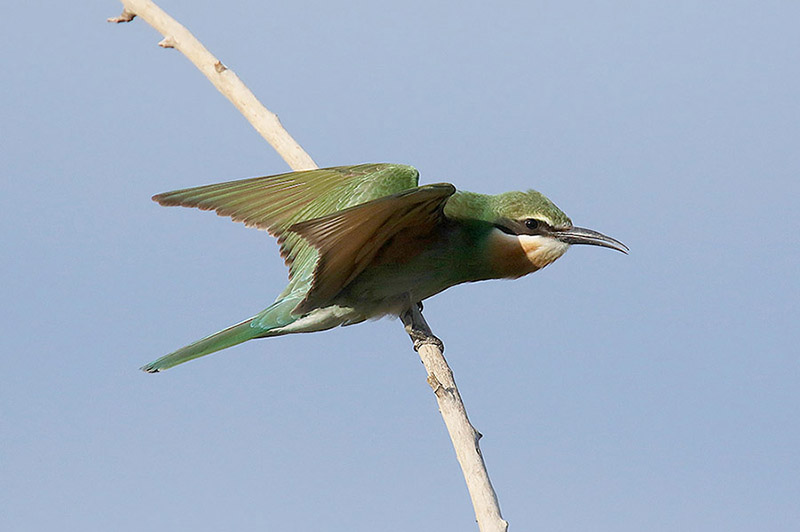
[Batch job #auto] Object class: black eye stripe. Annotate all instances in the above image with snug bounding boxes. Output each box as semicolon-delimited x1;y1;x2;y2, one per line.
494;218;552;236
493;223;517;235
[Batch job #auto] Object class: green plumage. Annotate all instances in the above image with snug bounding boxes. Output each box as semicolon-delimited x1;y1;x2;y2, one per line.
143;163;625;372
141;318;258;372
144;164;429;372
152;164;421;289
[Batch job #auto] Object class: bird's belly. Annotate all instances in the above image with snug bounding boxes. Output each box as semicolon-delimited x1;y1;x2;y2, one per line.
332;260;462;316
277;305;368;333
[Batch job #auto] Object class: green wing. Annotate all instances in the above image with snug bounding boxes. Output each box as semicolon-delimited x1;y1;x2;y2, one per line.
153;163;421;289
152;163;420;234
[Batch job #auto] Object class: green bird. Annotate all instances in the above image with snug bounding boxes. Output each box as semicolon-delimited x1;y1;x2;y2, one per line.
142;163;627;372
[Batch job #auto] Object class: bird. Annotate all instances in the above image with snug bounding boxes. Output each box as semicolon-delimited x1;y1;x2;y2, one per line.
141;163;627;372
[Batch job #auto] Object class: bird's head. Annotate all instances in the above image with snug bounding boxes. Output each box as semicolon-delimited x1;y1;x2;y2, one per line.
480;190;628;278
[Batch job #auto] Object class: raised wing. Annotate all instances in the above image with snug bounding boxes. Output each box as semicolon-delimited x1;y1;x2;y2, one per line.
152;163;420;236
288;184;456;313
153;163;421;287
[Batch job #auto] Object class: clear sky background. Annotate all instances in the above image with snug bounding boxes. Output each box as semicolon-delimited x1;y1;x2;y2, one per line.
2;1;798;531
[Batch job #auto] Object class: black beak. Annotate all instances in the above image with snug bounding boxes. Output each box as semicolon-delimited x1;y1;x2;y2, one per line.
556;226;629;254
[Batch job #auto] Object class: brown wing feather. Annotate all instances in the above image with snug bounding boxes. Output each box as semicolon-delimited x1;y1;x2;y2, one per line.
289;184;456;313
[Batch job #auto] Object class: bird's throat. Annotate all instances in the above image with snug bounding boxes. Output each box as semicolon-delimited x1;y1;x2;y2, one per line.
487;229;569;278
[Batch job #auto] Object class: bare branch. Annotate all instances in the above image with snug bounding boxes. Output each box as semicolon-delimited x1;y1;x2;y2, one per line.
111;2;507;530
402;306;508;532
109;0;317;171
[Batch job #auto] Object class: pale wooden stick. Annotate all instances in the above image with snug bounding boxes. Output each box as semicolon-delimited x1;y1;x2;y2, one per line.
109;2;507;530
108;0;317;172
402;306;508;532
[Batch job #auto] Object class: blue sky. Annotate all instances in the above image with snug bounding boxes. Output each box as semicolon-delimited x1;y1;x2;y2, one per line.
2;1;798;530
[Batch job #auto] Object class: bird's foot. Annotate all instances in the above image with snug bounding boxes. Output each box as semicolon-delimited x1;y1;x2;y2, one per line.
400;303;444;353
408;329;445;353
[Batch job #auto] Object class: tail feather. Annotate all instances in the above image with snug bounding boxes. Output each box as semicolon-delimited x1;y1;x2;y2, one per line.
142;318;261;373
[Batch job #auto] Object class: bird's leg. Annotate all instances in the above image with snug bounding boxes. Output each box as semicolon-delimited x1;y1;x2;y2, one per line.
400;302;444;353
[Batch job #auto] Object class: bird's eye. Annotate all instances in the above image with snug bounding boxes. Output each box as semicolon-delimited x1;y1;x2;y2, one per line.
524;219;540;231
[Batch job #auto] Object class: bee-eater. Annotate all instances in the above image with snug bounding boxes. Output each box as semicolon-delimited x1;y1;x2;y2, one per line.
142;163;627;372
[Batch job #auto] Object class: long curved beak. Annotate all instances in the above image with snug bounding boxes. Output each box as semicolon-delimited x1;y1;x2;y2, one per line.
556;226;629;254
